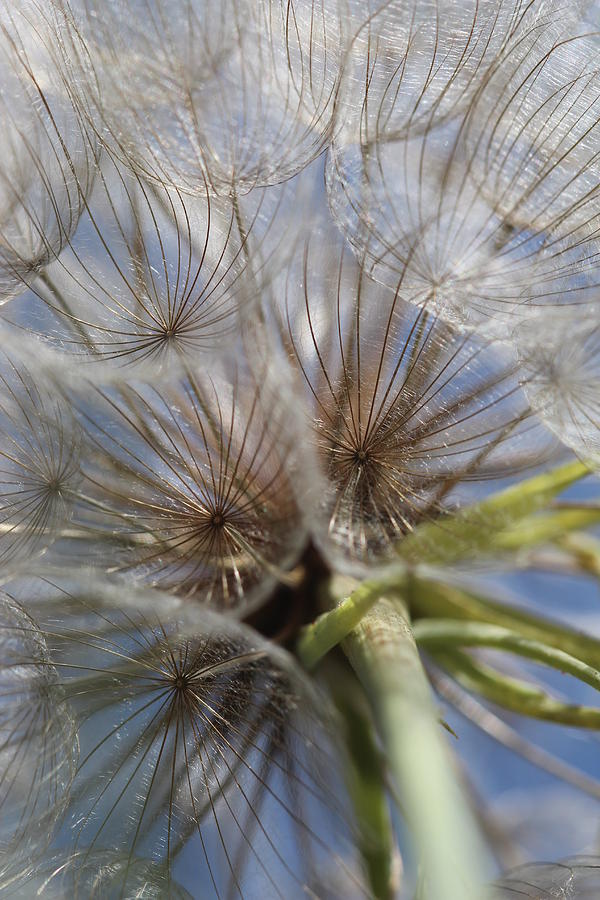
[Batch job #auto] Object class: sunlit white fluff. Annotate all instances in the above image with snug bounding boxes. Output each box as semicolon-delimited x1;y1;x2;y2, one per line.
269;221;556;571
0;592;77;883
61;342;308;610
0;0;96;302
0;572;369;898
55;0;346;195
515;307;600;466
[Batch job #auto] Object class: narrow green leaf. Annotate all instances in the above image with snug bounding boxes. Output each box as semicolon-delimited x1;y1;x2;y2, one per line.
299;465;595;670
413;619;600;694
558;532;600;577
297;570;406;669
431;648;600;729
398;460;589;565
407;576;600;671
493;506;600;552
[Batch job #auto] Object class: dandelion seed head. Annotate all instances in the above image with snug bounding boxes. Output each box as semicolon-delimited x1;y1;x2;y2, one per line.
328;103;600;332
275;228;555;570
336;0;536;142
327;1;600;332
3;574;370;897
58;0;346;195
0;0;598;893
0;0;95;302
2;849;192;898
0;592;77;883
0;351;81;565
490;854;600;898
67;350;307;609
4;153;303;373
465;23;600;232
516;308;600;466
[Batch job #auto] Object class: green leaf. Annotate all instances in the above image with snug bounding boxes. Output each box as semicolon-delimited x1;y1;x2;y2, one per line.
558;532;600;577
493;506;600;552
407;576;600;671
397;460;589;565
298;464;595;670
430;648;600;729
413;619;600;694
297;570;407;669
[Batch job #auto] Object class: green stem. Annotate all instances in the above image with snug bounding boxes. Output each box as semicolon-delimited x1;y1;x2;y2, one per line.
297;570;406;669
343;597;489;900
